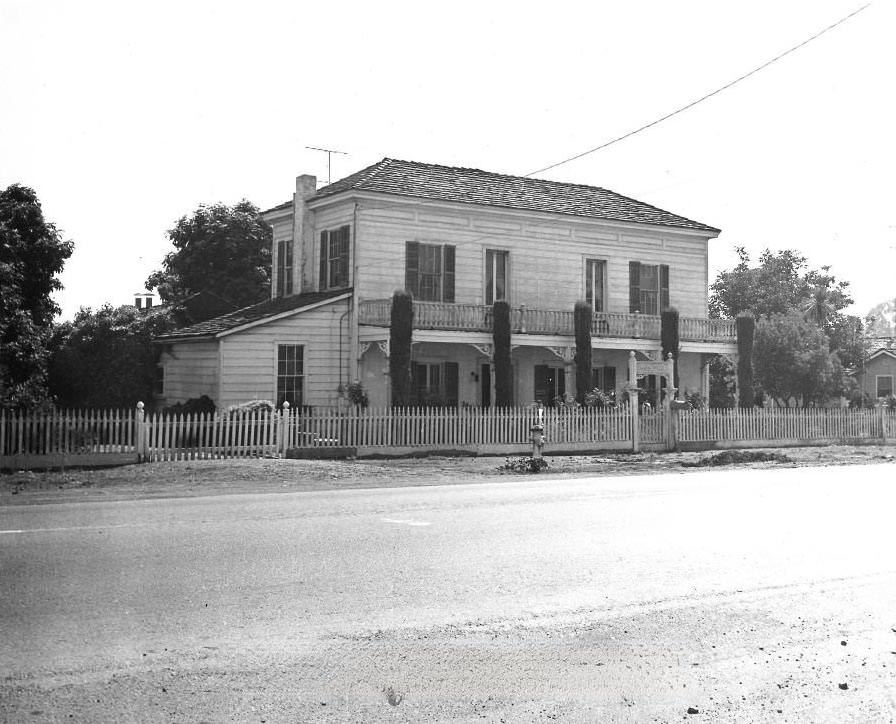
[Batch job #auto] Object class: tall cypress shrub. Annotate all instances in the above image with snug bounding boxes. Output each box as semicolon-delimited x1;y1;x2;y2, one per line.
493;300;512;407
661;308;680;394
389;290;413;407
736;313;755;408
574;301;593;403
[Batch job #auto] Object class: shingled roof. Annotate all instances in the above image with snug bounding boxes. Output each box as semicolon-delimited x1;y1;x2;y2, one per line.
156;289;350;341
266;158;719;234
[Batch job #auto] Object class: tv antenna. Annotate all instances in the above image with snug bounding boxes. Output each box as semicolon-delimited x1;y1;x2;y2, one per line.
305;146;347;185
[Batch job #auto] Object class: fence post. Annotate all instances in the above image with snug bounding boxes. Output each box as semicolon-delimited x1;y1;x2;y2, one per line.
880;404;889;443
136;401;147;462
279;401;290;457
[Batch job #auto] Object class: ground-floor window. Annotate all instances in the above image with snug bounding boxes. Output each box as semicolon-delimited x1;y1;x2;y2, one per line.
412;361;459;407
877;375;894;398
592;366;616;396
534;365;565;406
277;344;304;407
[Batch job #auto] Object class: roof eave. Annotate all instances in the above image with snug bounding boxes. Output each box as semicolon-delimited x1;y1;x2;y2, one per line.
321;189;720;237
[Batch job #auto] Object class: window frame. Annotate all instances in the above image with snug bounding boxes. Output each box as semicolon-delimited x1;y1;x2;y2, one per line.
319;226;350;291
876;374;894;398
485;248;510;305
629;261;670;315
584;258;606;312
275;343;305;409
405;242;455;302
276;239;294;298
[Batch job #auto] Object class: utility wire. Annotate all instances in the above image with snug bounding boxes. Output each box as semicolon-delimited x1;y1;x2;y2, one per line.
526;3;872;178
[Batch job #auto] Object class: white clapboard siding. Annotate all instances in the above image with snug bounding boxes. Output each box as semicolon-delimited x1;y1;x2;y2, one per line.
158;340;218;407
350;198;712;317
218;298;350;409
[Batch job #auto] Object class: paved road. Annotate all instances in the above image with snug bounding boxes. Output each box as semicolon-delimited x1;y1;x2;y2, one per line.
2;464;895;722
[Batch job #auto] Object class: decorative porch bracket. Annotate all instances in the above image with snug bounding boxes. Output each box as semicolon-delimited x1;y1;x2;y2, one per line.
376;340;390;358
546;346;575;363
469;343;494;360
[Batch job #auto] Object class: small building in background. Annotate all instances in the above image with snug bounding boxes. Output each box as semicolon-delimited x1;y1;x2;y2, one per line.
133;292;156;310
855;346;896;401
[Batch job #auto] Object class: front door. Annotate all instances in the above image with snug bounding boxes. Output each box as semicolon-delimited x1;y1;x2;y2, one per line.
534;365;565;406
480;364;491;407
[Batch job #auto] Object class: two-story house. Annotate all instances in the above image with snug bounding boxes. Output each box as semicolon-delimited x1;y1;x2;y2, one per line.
156;158;737;409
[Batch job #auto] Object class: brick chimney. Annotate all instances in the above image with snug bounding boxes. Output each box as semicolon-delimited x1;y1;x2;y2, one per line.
293;174;317;294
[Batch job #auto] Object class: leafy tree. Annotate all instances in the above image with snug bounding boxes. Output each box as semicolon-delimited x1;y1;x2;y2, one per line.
0;184;73;408
574;301;592;403
708;356;736;408
493;300;513;407
389;291;413;407
753;311;848;407
660;308;680;393
146;200;272;319
710;247;853;321
48;305;176;409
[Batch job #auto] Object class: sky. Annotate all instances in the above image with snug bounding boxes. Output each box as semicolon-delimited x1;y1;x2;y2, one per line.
1;0;893;320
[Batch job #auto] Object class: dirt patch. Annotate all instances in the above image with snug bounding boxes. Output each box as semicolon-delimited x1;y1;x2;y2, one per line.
1;444;894;506
681;450;793;467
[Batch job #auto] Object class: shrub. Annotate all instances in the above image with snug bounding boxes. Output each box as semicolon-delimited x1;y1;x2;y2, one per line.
493;300;512;406
574;301;593;403
389;290;413;407
736;313;756;408
499;456;549;473
661;308;680;392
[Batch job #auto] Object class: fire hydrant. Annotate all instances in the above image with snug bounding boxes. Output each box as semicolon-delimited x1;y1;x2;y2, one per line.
529;424;546;459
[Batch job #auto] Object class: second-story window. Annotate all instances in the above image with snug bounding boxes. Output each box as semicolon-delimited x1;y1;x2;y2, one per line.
629;262;669;315
485;249;508;304
585;259;606;312
276;240;293;297
405;241;455;302
319;226;350;290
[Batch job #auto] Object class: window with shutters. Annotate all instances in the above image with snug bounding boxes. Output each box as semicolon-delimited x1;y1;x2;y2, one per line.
584;259;606;312
411;361;459;406
405;242;455;302
319;226;350;290
276;240;293;297
276;344;304;408
628;262;670;315
485;249;508;305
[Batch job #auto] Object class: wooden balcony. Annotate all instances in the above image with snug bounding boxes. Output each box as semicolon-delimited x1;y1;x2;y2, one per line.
358;299;736;343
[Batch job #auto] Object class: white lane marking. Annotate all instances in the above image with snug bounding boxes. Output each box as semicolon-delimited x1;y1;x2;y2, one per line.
0;523;138;535
381;518;431;527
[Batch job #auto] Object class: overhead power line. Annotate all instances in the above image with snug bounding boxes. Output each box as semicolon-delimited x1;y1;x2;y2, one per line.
526;3;872;178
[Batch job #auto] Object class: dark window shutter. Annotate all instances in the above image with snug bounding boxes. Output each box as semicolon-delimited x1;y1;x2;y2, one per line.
629;262;640;313
276;240;285;297
443;245;455;302
338;225;350;287
319;231;328;289
405;241;419;297
443;361;459;407
660;264;670;311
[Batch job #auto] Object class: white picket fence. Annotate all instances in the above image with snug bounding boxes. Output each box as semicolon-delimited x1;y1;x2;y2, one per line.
1;404;893;467
677;407;889;444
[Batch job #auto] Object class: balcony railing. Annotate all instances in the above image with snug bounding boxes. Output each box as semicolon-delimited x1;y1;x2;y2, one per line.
358;299;735;342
